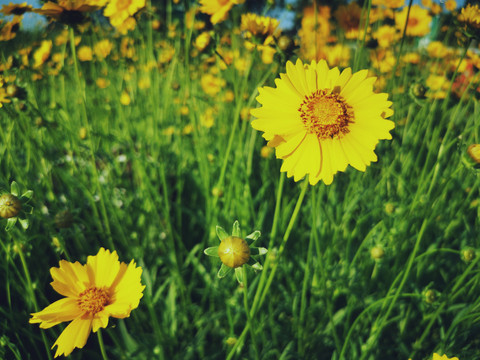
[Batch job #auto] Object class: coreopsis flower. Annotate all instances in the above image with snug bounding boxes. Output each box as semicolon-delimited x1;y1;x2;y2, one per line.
94;39;113;59
103;0;145;29
334;2;362;38
200;73;225;97
199;0;244;25
204;221;267;284
298;6;331;60
0;15;22;41
77;45;93;61
432;354;459;360
395;5;432;37
0;2;32;15
35;0;104;25
373;25;398;48
240;13;279;40
445;0;457;12
458;4;480;39
372;0;404;8
250;59;394;185
33;40;53;69
30;248;145;358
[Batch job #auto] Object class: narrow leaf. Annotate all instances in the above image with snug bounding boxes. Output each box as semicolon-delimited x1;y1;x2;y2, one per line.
204;246;219;257
216;226;229;241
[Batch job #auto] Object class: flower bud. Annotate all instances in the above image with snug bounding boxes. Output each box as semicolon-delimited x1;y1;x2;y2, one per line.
0;193;22;219
370;246;385;260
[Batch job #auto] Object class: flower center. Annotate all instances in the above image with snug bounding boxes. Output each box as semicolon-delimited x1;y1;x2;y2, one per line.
407;17;419;27
78;287;110;314
298;89;353;139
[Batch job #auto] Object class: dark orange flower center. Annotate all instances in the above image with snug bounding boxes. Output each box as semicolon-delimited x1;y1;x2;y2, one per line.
298;89;353;139
78;287;110;314
407;17;419;27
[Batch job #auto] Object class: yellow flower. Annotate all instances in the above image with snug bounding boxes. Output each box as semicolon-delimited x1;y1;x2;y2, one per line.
1;2;32;15
427;41;451;58
94;39;113;59
33;40;53;68
240;13;279;38
372;0;404;8
373;25;398;48
432;354;459;360
103;0;145;28
29;248;145;358
395;5;432;37
458;4;480;36
120;90;131;105
251;59;394;185
199;0;244;25
194;31;211;51
77;45;93;61
200;73;225;97
445;0;456;12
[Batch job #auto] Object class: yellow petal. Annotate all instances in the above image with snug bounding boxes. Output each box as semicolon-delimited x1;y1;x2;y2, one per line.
50;260;88;298
30;298;82;329
52;317;92;358
87;247;121;288
276;131;307;158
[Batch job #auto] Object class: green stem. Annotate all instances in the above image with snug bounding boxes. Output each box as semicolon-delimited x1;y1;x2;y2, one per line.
360;219;429;359
255;178;309;313
16;241;53;360
242;266;260;360
68;26;114;250
97;329;109;360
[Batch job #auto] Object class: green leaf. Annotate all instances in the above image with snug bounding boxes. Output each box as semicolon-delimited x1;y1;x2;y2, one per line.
235;267;244;285
250;247;268;256
232;220;240;237
18;218;29;230
21;190;33;201
245;230;261;243
10;182;19;197
215;226;229;241
5;217;17;232
217;263;232;278
204;246;219;257
22;204;33;214
250;259;263;271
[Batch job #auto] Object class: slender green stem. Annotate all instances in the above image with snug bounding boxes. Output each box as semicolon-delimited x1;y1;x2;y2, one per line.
242;266;260;360
97;329;109;360
256;178;309;313
16;240;53;360
68;26;114;250
360;218;429;359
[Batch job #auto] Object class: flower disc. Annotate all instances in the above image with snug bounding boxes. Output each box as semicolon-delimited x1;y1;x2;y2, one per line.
218;236;250;268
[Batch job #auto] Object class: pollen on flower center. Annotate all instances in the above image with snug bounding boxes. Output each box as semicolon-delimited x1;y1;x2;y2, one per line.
298;89;353;139
78;287;110;314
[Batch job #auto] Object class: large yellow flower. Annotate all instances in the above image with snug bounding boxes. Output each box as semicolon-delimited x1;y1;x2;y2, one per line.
432;353;459;360
30;248;145;358
199;0;244;25
250;59;394;185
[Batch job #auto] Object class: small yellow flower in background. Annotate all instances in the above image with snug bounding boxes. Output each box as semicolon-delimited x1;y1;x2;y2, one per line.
94;39;113;59
182;124;194;135
427;41;451;58
373;25;398;48
29;248;145;358
96;77;110;89
372;0;404;8
250;59;394;185
120;90;131;105
445;0;457;12
395;5;432;37
432;353;459;360
1;2;33;15
201;73;225;97
77;45;93;61
194;31;211;51
240;13;279;39
199;0;244;25
137;76;151;90
33;40;52;68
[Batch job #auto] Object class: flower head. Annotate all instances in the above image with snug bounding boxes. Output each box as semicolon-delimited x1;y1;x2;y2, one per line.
0;181;33;231
395;5;432;37
458;4;480;39
1;2;32;15
204;221;267;284
432;353;459;360
199;0;244;25
241;13;279;40
30;248;145;358
250;59;394;185
103;0;145;29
